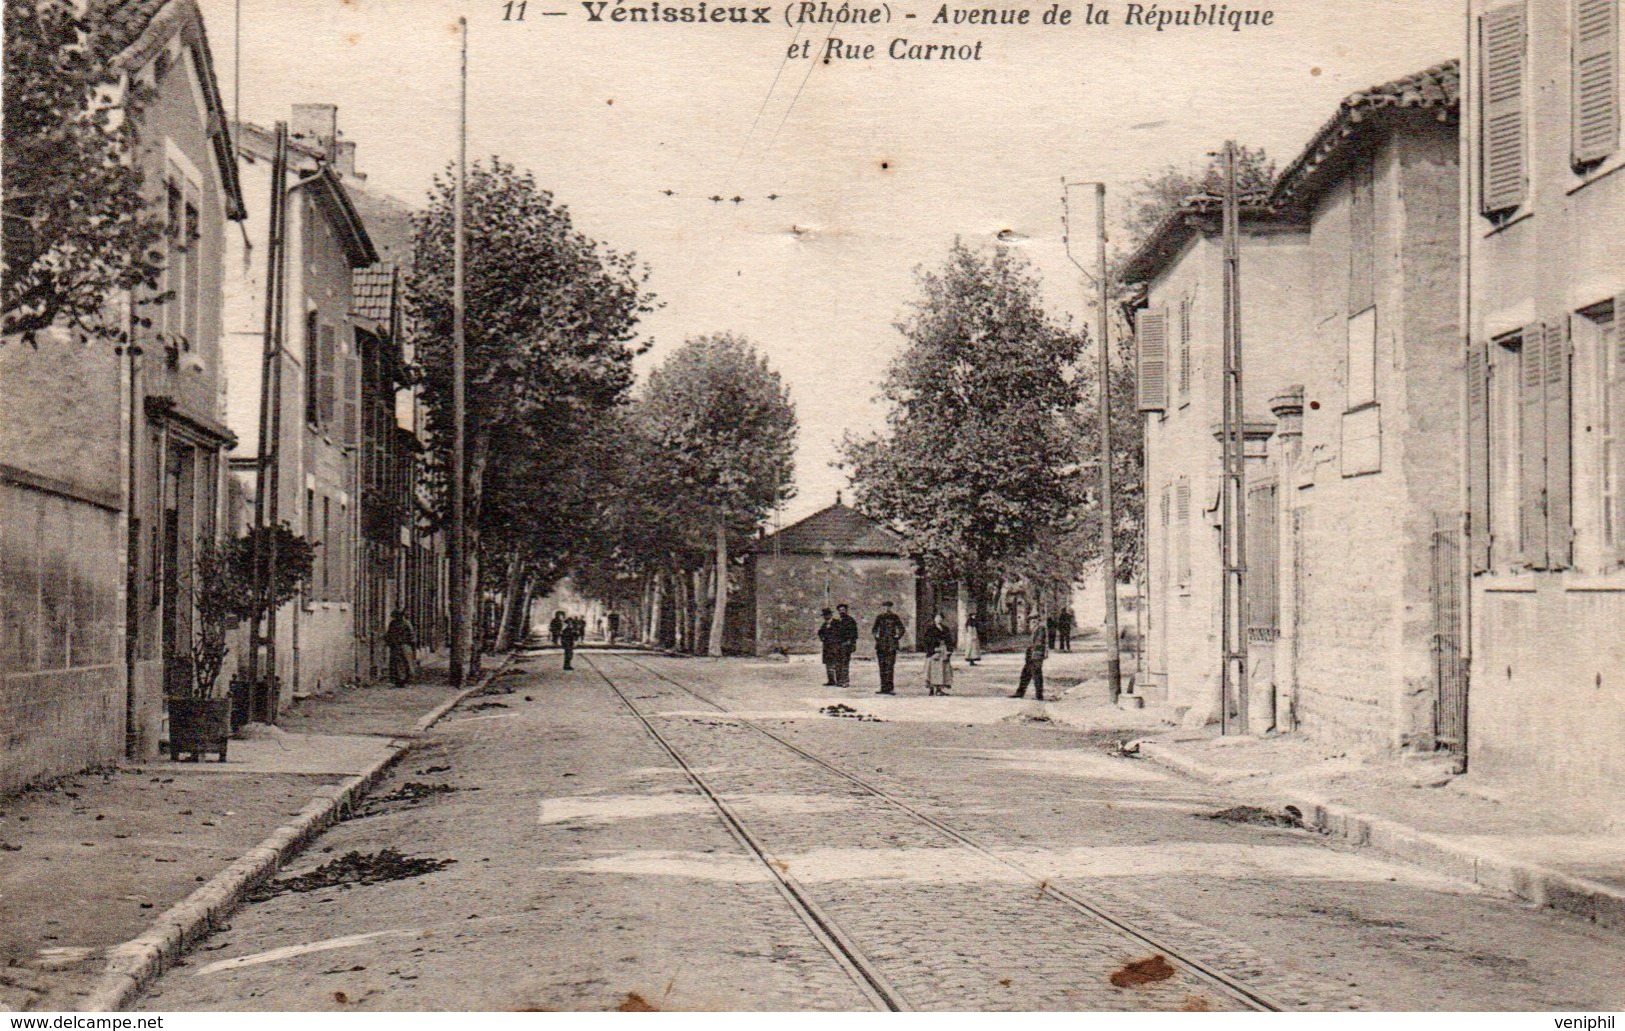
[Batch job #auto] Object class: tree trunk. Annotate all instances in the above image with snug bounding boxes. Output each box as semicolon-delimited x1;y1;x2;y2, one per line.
691;566;706;655
460;427;490;678
707;522;728;657
493;549;523;653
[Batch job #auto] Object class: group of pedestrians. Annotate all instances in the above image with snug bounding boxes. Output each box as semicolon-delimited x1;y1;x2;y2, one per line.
549;610;586;670
815;605;1053;700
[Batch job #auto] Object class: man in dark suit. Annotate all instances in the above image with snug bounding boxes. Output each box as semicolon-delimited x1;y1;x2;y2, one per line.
818;608;839;685
834;604;859;688
559;613;581;671
871;601;906;695
1011;614;1049;700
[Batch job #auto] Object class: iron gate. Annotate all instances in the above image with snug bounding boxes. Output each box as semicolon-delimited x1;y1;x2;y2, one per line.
1431;517;1468;761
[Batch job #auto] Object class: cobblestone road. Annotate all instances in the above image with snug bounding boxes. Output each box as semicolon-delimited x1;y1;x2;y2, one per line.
140;650;1625;1011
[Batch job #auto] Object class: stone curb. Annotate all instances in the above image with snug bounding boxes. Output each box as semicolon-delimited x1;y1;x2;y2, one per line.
1135;738;1625;932
81;657;513;1012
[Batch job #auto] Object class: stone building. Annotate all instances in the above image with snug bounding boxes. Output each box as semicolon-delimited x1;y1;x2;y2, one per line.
1260;63;1464;751
741;502;917;659
1463;0;1624;817
0;0;246;788
1128;63;1462;750
1124;198;1312;722
223;108;378;714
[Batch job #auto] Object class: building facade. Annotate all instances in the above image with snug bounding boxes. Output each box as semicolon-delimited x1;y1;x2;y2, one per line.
1;0;245;788
743;503;917;659
223;108;378;713
1130;64;1462;750
1464;0;1624;815
1126;201;1312;725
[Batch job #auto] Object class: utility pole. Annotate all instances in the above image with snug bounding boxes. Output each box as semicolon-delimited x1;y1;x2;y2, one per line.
449;18;469;686
1063;179;1123;705
1219;141;1250;734
248;122;289;721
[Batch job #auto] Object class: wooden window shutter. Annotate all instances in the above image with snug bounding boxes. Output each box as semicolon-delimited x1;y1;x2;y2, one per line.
341;350;360;450
1175;478;1191;585
1518;324;1548;568
1349;158;1376;314
1544;321;1574;568
1574;0;1620;166
1481;3;1529;215
1137;307;1169;412
1178;299;1192;398
318;324;337;429
1614;295;1625;567
1467;341;1492;573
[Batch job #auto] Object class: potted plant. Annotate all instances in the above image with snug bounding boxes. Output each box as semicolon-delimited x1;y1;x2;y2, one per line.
228;525;314;724
168;540;240;762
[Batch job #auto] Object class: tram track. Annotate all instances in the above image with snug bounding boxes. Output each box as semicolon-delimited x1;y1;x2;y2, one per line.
583;651;1284;1013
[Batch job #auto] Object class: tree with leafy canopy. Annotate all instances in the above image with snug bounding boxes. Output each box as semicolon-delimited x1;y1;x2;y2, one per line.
1121;145;1276;253
408;158;656;671
641;333;797;656
840;243;1086;614
3;0;167;345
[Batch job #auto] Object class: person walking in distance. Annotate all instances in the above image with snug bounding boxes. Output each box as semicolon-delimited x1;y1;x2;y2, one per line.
549;610;564;648
559;613;581;671
962;611;982;666
384;608;417;689
872;601;906;694
607;609;621;645
922;611;955;696
1011;614;1049;700
1060;607;1075;652
834;604;859;688
818;608;840;686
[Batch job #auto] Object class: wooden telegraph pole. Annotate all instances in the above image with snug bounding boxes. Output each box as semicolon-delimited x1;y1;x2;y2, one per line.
449;18;470;686
1219;141;1250;734
1062;179;1123;705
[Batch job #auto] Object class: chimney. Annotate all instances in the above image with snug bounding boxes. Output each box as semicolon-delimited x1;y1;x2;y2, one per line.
333;140;363;181
290;103;338;157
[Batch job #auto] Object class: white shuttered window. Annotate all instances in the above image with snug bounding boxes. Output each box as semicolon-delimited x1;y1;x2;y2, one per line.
1574;0;1620;166
1481;3;1528;215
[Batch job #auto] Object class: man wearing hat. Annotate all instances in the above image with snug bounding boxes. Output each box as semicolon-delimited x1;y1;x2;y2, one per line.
833;604;859;688
872;601;906;695
817;608;840;686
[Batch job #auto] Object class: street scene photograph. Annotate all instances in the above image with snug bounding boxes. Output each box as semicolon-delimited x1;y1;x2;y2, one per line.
2;0;1623;1018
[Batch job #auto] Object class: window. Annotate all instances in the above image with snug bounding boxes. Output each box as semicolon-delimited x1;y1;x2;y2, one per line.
1347;307;1378;409
1178;298;1193;401
304;311;320;426
321;496;332;600
1480;3;1528;216
1349;157;1376;314
1136;306;1169;413
1573;0;1620;168
1175;477;1192;588
162;169;201;350
1592;306;1621;561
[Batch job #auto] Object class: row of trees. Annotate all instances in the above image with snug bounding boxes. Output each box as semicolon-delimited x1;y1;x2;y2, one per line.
408;162;796;664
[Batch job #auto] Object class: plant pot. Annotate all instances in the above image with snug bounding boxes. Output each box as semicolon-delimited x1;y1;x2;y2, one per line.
168;697;231;762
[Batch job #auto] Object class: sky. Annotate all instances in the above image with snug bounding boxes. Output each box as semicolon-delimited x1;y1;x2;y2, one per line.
201;0;1463;524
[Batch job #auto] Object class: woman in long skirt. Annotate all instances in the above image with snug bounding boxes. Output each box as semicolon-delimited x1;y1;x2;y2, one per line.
384;609;417;688
922;612;955;696
962;613;982;666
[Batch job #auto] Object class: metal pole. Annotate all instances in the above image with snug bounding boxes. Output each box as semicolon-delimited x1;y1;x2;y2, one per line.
263;124;288;723
1220;141;1250;734
449;18;469;686
1095;183;1122;705
248;123;288;716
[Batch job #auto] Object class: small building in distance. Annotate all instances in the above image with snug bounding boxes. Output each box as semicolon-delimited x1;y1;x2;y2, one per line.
738;500;917;659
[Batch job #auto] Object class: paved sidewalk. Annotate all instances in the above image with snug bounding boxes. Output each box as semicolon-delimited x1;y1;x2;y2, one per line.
1131;730;1625;930
0;656;471;1011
